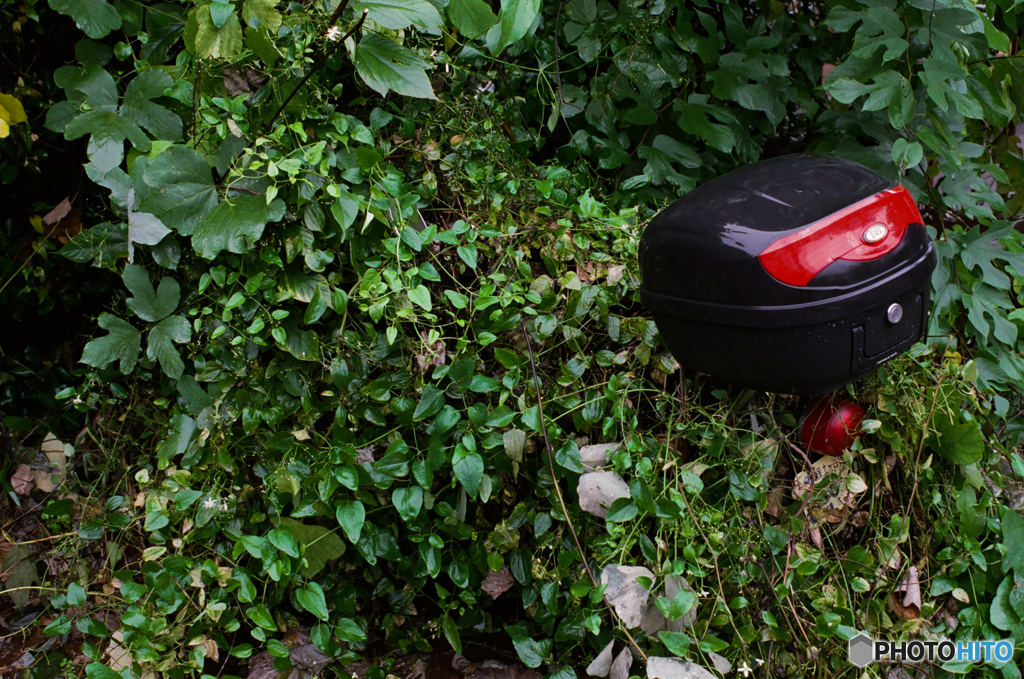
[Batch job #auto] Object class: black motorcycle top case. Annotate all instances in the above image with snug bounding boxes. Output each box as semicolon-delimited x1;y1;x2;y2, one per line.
639;154;936;394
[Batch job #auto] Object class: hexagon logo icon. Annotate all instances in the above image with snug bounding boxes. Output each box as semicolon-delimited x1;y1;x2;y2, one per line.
848;633;874;668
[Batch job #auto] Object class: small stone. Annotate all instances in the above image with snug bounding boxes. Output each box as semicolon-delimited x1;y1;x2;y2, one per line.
586;640;615;677
601;565;655;628
578;471;630;518
580;443;622;471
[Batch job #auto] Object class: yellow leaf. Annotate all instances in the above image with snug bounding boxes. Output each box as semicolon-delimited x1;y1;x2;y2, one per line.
0;117;9;139
0;93;26;124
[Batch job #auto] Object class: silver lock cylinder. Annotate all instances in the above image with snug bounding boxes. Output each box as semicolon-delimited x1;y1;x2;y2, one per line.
886;303;903;324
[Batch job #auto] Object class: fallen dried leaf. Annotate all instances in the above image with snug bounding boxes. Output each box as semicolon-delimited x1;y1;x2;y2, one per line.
609;646;632;679
587;640;615;677
481;566;514;599
578;471;630;518
601;564;655;628
892;566;921;620
11;464;33;495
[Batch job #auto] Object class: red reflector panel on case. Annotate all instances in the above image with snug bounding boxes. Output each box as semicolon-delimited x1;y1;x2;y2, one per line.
758;185;923;287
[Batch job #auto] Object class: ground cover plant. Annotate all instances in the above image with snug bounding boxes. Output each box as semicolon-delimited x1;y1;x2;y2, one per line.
2;0;1024;678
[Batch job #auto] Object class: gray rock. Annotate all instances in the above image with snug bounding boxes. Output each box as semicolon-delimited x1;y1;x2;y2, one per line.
578;471;631;518
601;565;655;628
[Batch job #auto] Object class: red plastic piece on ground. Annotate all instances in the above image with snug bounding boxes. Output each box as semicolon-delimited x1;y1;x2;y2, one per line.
759;185;923;287
800;397;866;457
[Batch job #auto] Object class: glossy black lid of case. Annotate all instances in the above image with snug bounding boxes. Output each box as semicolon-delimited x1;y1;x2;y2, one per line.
639;154;899;308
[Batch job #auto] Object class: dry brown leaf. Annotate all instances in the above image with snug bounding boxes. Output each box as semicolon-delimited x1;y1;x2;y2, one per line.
891;566;921;620
106;630;132;672
481;566;514;599
11;464;34;495
42;198;82;243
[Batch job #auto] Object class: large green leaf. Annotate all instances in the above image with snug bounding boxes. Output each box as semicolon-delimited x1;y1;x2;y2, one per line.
139;145;219;235
276;319;319;361
1003;509;1024;576
81;314;141;374
64;110;152;152
931;412;985;465
192;195;284;259
148;316;191;379
353;0;443;31
120;69;182;141
242;0;282;34
191;4;243;59
487;0;541;55
48;0;121;39
53;64;118;111
280;518;346;578
447;0;498;39
354;34;436;100
123;264;179;322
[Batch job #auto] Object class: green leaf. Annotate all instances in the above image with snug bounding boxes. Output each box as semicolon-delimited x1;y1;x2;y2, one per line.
443;615;462;653
192;195;286;259
148;316;190;379
296;582;330;621
81;314;141;374
991;575;1020;631
242;0;282;33
276;319;319;361
452;449;484;498
510;636;551;668
84;663;122;679
65;110;151;152
353;0;443;31
279;518;346;578
888;74;914;128
120;69;183;141
447;0;497;39
193;4;243;58
414;384;445;420
1003;509;1024;576
487;0;540;55
931;413;985;465
60;222;129;266
123;264;179;322
157;415;197;468
659;631;690;656
48;0;121;39
139;145;219;236
408;285;432;311
332;190;359;232
457;243;478;270
336;500;365;544
354;34;437;100
269;526;300;557
392;486;423;522
336;618;367;641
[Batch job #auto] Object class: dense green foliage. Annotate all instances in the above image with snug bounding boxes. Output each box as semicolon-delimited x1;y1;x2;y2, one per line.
3;0;1024;677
